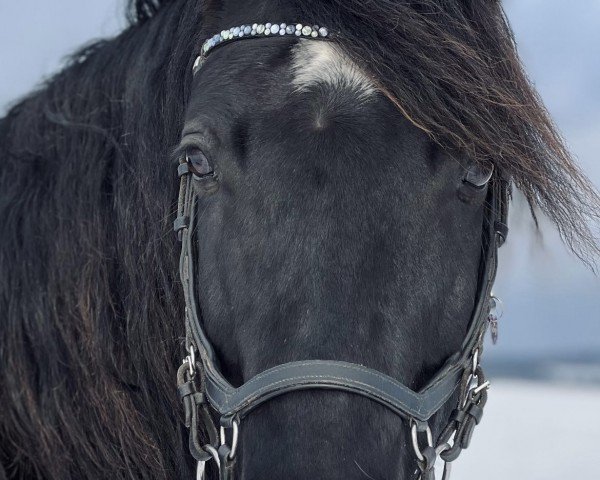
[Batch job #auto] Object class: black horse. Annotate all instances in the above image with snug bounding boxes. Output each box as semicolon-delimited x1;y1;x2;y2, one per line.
1;1;598;479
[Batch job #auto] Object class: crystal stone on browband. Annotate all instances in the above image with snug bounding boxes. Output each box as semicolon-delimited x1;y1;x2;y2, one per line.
200;22;329;58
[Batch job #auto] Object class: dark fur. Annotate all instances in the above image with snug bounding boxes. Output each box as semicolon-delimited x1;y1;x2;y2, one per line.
0;1;597;479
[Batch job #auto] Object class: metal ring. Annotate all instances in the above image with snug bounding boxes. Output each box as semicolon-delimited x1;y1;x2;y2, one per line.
472;349;479;375
490;294;504;318
410;421;433;463
184;346;196;377
411;423;424;462
462;375;475;408
219;418;240;460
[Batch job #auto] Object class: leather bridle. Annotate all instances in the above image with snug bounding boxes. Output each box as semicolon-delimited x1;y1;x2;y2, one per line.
173;25;511;480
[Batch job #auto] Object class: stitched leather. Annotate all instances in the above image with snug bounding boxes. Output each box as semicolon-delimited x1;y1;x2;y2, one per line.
203;359;465;421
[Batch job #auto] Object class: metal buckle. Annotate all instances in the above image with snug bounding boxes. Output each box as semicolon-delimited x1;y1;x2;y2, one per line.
462;348;490;405
468;349;490;397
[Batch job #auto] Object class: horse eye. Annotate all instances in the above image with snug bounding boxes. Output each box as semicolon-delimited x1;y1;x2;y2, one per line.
463;163;494;189
186;147;213;177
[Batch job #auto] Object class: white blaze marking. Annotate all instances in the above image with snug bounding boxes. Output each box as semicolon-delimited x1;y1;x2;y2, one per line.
291;40;375;97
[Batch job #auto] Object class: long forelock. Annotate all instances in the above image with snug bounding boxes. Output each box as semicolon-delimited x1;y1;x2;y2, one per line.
293;0;599;266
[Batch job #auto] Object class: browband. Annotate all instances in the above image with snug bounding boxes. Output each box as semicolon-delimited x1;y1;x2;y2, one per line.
192;22;331;75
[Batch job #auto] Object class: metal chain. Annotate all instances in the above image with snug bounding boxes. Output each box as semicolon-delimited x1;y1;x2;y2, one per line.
411;421;437;480
219;418;240;460
412;345;491;480
436;349;490;466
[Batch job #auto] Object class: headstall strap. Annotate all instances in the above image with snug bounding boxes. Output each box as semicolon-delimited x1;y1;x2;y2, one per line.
175;23;511;480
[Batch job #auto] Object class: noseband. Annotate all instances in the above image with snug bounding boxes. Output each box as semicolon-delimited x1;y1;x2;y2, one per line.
174;22;510;480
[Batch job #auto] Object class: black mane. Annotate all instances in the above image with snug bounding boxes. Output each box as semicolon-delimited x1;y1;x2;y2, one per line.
0;2;203;477
1;0;597;478
128;0;169;23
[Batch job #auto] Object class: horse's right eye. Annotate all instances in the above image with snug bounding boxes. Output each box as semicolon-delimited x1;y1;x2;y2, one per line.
186;147;213;177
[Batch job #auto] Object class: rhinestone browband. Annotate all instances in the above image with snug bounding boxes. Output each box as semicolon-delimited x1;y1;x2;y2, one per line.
195;22;330;69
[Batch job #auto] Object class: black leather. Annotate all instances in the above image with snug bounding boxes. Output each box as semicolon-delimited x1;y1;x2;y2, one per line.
203;359;466;422
184;175;500;423
173;216;190;235
177;161;508;442
178;162;191;177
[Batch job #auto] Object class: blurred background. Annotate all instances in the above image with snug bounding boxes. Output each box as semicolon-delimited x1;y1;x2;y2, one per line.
1;1;598;478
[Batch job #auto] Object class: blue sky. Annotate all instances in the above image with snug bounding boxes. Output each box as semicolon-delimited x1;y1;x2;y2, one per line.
493;0;600;358
1;1;598;359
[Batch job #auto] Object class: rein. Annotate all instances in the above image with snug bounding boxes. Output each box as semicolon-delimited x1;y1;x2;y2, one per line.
174;23;510;480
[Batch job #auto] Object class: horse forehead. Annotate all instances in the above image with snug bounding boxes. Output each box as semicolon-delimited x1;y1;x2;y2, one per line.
290;40;375;97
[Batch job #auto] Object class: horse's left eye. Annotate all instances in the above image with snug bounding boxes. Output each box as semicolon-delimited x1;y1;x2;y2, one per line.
463;163;494;189
186;147;213;177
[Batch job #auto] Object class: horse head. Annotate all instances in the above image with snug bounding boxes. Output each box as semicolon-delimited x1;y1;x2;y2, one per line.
176;2;500;478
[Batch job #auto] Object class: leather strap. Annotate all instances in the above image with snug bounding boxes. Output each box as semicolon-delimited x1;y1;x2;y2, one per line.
178;169;506;422
203;359;467;421
176;162;510;480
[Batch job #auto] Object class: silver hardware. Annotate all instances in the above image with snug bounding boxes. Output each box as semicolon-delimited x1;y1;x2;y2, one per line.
220;418;240;460
490;294;504;317
411;421;433;463
471;349;479;375
461;350;486;407
470;380;491;397
183;344;196;377
488;295;503;345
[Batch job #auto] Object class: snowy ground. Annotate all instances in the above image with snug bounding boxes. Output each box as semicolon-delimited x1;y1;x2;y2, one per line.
447;380;600;480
